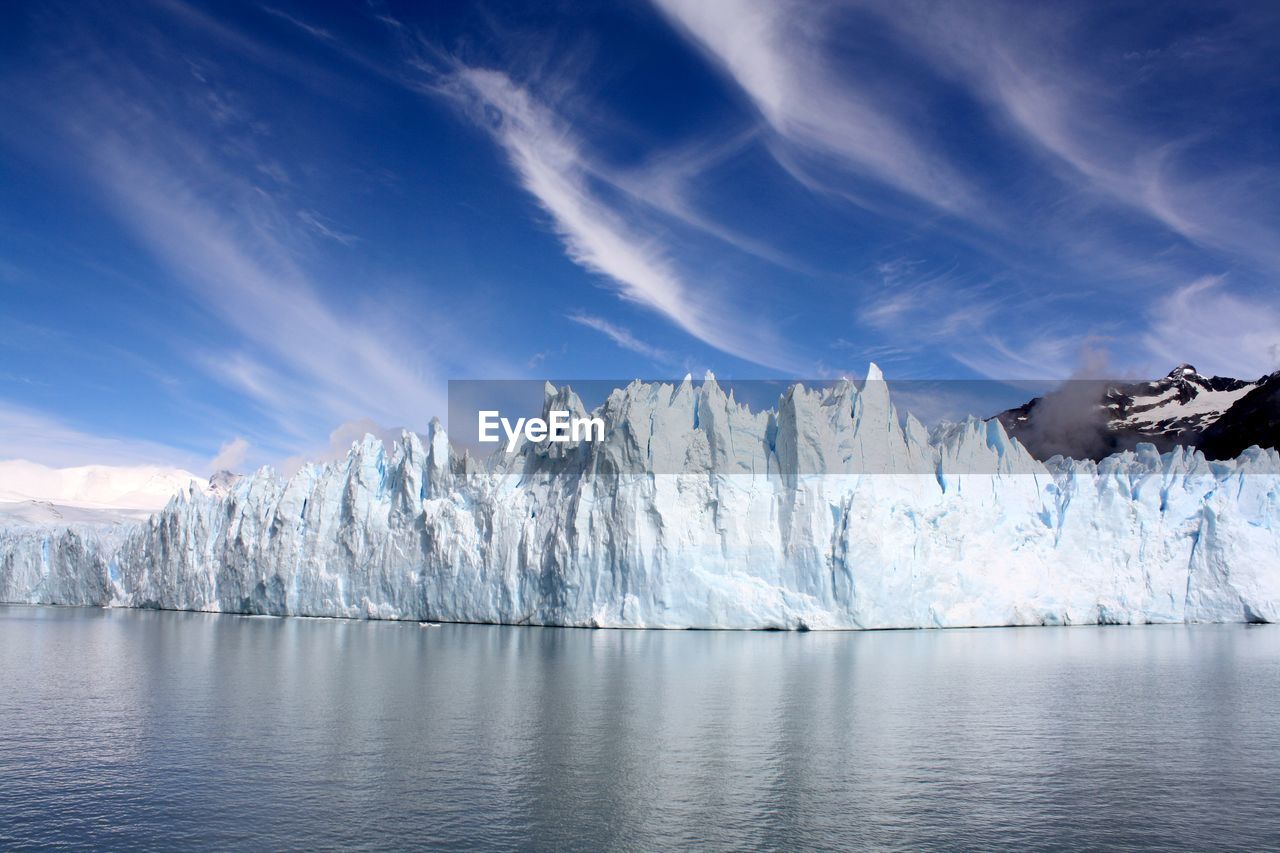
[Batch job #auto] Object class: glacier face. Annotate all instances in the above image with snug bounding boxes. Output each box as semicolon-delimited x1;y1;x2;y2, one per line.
2;369;1279;629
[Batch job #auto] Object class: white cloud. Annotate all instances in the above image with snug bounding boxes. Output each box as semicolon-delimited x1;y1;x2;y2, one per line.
440;66;810;374
858;0;1280;275
90;136;445;427
1144;275;1280;378
949;333;1088;381
651;0;977;214
601;130;813;273
566;312;673;364
28;53;474;448
0;19;521;471
261;6;335;42
297;209;358;245
0;403;205;470
209;436;250;471
654;0;1280;289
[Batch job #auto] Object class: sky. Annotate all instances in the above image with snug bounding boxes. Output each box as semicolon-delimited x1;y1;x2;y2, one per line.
1;0;1278;474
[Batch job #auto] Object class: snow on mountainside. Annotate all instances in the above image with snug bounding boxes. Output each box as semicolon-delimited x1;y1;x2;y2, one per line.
995;364;1280;461
0;459;205;513
1109;365;1253;430
0;500;154;527
0;460;208;527
2;366;1277;630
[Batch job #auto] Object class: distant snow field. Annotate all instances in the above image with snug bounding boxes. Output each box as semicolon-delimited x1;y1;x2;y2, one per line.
0;460;203;523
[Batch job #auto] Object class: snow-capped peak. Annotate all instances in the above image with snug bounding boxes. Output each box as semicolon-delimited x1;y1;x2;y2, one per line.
1113;366;1253;430
997;364;1272;460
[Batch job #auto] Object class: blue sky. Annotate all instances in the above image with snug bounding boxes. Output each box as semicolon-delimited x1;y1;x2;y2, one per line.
1;0;1278;473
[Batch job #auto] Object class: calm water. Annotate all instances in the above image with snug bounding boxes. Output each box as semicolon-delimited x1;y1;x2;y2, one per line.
0;606;1278;850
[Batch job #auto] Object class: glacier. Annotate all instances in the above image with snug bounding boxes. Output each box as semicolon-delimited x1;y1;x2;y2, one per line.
2;367;1278;629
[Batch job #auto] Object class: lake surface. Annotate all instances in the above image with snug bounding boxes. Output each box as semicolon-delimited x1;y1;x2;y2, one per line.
0;606;1277;850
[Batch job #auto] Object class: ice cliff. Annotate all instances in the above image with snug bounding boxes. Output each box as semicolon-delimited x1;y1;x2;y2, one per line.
3;368;1278;629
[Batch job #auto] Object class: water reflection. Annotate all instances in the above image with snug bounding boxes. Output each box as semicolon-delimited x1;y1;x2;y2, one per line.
0;607;1277;849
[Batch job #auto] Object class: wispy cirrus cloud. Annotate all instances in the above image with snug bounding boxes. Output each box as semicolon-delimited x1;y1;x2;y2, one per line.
2;13;499;457
650;0;978;215
949;333;1093;381
566;312;673;365
653;0;1279;282
261;6;335;42
436;65;810;373
858;0;1280;275
654;0;1280;378
6;0;1278;487
1144;275;1280;378
0;402;205;470
297;209;358;245
89;129;447;428
599;129;817;274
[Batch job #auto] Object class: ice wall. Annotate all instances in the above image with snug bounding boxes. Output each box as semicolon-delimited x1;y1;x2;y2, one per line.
2;372;1277;629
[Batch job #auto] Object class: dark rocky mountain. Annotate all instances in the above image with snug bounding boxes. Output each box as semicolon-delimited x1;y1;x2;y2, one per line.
993;364;1279;461
1198;372;1280;459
